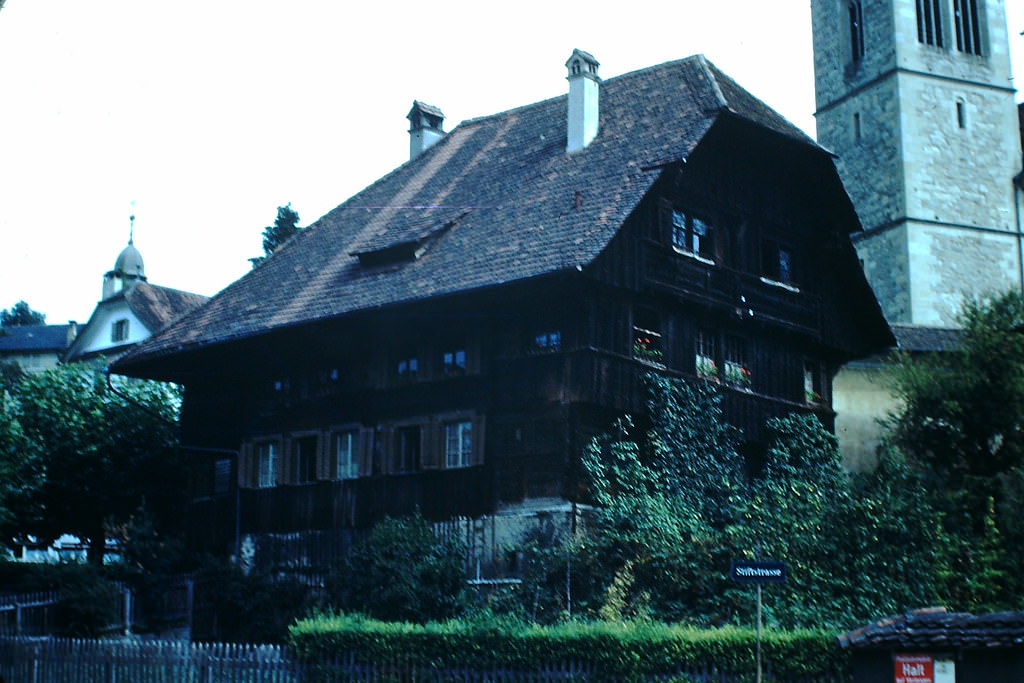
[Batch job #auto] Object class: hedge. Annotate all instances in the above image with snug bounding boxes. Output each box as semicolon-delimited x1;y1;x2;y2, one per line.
291;613;849;681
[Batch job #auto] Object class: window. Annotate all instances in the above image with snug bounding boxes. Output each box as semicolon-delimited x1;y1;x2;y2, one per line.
723;336;751;388
445;421;473;468
442;349;466;375
254;441;278;488
916;0;944;46
848;0;865;62
397;357;418;380
804;363;824;404
956;100;967;129
953;0;982;55
332;430;360;479
671;210;714;260
111;318;130;342
695;329;719;379
532;331;562;352
762;241;798;287
213;458;232;495
394;426;421;473
853;112;862;141
289;435;318;484
632;308;664;363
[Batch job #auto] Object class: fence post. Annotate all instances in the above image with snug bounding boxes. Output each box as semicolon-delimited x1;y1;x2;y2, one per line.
123;586;133;636
14;600;21;636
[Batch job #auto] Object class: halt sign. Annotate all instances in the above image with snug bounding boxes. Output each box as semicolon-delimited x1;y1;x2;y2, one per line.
894;655;955;683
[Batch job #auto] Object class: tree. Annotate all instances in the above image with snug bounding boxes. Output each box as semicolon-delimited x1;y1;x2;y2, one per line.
573;374;941;628
887;291;1024;610
0;363;183;565
249;203;301;268
0;300;46;326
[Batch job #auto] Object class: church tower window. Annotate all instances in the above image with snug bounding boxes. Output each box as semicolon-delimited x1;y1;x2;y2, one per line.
953;0;982;55
848;1;865;62
916;0;945;47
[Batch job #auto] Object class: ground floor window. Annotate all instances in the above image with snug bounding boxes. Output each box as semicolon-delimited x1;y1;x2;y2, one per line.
332;430;360;479
445;420;473;469
255;441;278;488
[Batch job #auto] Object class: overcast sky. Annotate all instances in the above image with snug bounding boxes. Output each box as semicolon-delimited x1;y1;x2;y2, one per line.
2;0;1022;325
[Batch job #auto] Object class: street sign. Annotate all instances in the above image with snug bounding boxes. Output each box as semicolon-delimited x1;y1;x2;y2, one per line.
729;560;787;583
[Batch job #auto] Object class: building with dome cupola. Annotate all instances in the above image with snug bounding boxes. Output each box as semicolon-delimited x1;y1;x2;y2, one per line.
66;219;208;363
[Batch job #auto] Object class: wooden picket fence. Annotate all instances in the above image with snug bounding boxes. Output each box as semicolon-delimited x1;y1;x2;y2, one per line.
0;592;60;637
0;636;304;682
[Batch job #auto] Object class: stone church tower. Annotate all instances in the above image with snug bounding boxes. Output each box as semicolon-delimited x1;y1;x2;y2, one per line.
812;0;1022;326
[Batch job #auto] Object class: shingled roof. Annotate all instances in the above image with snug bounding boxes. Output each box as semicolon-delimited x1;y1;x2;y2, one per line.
117;54;822;370
839;607;1024;650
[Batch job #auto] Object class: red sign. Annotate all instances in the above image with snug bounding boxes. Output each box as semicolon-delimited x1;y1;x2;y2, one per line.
895;655;933;683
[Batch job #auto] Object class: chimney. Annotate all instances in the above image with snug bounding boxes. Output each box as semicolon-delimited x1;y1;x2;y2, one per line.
565;49;600;153
407;101;445;160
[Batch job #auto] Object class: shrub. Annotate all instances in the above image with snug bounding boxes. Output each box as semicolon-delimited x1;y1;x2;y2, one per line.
324;513;466;623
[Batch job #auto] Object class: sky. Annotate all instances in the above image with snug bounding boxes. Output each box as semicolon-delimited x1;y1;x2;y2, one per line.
1;1;1022;326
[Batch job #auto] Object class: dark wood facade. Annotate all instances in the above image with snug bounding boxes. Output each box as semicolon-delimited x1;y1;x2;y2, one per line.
115;57;891;555
160;119;886;554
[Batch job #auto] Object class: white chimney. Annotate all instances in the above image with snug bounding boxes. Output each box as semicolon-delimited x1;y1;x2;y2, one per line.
407;101;445;160
565;49;600;153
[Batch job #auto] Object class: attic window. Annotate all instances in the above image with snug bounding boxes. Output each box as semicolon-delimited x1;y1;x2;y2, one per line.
671;210;715;261
443;349;466;375
111;319;130;342
532;331;561;353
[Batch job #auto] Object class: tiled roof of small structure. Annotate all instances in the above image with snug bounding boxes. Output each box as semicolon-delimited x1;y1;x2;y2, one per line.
117;54;819;368
891;324;963;352
839;607;1024;650
0;324;72;353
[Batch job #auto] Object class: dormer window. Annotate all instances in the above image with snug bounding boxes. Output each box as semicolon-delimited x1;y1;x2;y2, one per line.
671;210;714;261
111;318;130;342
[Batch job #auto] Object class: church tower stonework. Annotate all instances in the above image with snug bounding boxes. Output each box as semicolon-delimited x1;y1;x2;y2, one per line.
812;0;1022;325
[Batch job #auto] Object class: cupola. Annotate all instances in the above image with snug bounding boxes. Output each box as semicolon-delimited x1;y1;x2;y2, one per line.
102;215;148;299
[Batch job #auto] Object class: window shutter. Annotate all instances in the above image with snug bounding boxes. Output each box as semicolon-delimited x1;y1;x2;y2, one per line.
238;443;252;488
315;432;327;480
280;437;292;484
471;416;486;466
358;428;374;477
421;421;442;470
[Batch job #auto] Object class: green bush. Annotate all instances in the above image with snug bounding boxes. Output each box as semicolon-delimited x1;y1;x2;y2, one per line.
291;613;848;682
193;558;312;643
323;513;466;623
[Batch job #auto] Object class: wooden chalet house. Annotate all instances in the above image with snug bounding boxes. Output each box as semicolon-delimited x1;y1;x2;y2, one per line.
114;51;892;557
